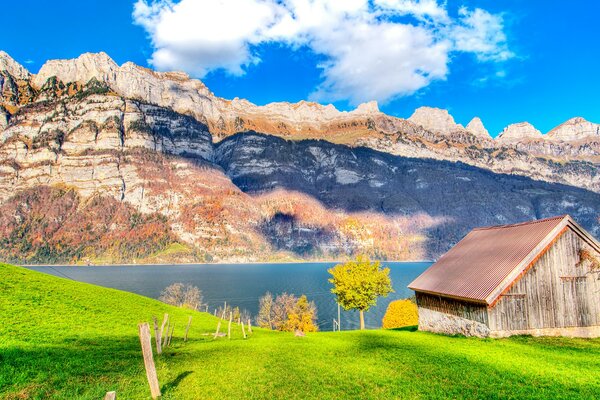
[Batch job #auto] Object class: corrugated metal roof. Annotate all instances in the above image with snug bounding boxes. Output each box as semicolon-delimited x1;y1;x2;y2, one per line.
409;215;574;305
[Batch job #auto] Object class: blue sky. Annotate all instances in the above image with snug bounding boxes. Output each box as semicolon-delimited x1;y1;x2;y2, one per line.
1;0;599;136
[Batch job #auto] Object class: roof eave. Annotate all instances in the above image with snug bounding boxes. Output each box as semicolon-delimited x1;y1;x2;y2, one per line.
411;288;489;305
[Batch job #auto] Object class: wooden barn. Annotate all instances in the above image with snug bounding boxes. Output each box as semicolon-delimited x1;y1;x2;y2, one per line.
408;215;600;338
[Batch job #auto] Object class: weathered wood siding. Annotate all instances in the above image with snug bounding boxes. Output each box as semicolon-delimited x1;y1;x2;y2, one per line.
416;292;488;325
488;229;600;332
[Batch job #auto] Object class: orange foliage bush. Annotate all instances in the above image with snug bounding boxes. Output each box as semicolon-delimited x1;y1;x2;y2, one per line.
382;299;418;329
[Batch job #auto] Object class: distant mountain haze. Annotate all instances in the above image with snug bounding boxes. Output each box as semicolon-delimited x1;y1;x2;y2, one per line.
1;51;599;264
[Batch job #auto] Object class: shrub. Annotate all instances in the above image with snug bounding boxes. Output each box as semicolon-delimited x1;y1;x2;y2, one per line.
382;299;418;329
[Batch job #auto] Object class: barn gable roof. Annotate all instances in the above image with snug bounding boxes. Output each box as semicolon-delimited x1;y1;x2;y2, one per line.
408;215;600;305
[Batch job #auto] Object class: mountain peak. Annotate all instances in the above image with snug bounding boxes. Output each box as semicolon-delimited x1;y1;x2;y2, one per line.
547;117;599;141
354;100;380;114
466;117;490;138
497;122;543;142
408;107;462;134
0;51;31;80
33;52;118;87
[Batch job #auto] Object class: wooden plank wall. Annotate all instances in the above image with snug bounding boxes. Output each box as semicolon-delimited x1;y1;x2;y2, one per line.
489;229;600;331
416;292;488;325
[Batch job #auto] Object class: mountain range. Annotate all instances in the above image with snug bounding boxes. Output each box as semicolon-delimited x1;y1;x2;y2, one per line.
1;51;599;264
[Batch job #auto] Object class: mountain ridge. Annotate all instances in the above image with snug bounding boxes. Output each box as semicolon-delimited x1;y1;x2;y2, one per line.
1;50;599;264
4;51;599;139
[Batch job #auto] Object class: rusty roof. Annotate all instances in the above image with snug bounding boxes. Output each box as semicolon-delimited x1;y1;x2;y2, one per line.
408;215;600;305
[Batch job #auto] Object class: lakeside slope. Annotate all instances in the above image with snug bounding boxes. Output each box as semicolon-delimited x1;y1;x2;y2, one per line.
1;264;599;399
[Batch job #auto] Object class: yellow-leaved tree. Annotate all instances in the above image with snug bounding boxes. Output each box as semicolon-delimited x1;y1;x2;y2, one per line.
328;255;393;330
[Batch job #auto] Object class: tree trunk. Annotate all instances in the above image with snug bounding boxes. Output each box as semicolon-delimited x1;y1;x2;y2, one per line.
359;310;365;330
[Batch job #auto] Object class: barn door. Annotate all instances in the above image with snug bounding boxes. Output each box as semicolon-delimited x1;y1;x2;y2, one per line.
502;295;529;331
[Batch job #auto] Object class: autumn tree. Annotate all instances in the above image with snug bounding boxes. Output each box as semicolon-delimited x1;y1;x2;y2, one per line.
328;255;393;330
257;292;275;329
159;283;202;310
283;295;319;333
257;292;318;332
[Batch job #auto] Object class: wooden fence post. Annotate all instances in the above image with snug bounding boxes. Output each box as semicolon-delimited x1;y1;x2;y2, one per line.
153;316;161;355
247;318;252;334
104;391;116;400
162;319;170;348
214;309;226;339
241;319;247;339
184;316;192;342
167;323;175;347
159;313;169;351
138;323;161;399
228;311;233;339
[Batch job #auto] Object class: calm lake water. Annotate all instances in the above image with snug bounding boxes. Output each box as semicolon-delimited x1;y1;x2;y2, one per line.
27;262;431;330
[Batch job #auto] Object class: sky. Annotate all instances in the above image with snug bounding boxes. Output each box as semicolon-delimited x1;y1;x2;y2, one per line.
1;0;599;136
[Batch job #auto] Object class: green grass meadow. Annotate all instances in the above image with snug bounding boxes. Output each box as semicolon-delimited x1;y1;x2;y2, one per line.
1;263;599;399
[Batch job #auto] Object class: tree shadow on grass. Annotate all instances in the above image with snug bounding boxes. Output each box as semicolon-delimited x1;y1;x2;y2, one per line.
1;335;241;398
161;371;193;394
387;325;418;332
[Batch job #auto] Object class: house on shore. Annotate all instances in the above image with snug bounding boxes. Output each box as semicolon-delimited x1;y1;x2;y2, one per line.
408;215;600;338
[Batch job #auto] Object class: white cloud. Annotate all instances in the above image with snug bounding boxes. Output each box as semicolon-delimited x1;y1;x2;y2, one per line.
134;0;513;104
451;7;514;62
374;0;449;22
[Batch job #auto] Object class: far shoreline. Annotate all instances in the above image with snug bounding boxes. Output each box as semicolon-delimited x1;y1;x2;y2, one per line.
20;260;434;267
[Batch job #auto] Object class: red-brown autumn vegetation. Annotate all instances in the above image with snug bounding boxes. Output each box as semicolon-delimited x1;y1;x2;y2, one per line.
0;186;181;264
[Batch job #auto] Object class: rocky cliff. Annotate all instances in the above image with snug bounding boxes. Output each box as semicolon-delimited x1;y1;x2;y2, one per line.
1;51;599;264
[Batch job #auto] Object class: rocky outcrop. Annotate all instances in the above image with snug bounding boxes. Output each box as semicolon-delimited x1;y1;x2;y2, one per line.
0;107;6;130
466;117;490;138
547;117;600;141
0;51;31;80
497;122;543;142
408;107;463;134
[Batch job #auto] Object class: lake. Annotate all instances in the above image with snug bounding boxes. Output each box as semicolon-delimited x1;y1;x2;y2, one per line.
27;262;431;330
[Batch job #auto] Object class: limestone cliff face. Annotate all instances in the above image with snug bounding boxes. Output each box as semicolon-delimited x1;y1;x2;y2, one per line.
24;52;600;176
1;50;600;264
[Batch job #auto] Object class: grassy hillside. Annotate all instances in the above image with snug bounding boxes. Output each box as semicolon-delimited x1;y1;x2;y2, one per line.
1;264;599;399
